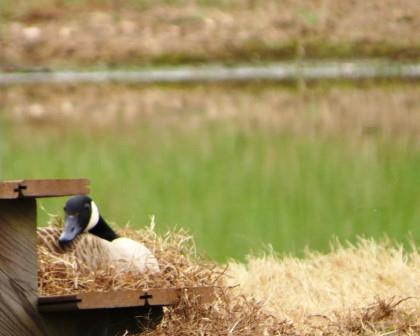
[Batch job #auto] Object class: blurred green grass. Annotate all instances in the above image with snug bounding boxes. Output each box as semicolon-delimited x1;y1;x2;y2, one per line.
1;122;419;261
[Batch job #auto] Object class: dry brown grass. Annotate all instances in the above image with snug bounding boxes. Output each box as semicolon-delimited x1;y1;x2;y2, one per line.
38;218;420;335
226;239;420;335
1;0;419;68
3;83;420;145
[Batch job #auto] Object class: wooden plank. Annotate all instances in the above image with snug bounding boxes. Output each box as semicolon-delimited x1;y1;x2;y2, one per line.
0;179;89;199
0;199;48;335
0;180;21;199
38;287;215;312
19;179;90;198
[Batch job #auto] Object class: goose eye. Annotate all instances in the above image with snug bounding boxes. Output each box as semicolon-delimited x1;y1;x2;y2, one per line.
84;203;90;209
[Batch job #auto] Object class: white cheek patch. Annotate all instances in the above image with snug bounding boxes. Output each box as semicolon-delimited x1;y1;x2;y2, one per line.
85;201;99;232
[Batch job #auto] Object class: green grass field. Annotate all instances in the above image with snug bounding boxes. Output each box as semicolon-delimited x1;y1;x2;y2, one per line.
1;118;418;261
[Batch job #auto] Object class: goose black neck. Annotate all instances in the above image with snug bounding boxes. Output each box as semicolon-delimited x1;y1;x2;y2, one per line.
88;216;119;241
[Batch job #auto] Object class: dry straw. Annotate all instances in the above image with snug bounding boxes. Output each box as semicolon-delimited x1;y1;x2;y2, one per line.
38;218;419;335
227;238;420;335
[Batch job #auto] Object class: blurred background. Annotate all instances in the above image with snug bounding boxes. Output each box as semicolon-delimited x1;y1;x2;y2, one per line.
0;0;419;261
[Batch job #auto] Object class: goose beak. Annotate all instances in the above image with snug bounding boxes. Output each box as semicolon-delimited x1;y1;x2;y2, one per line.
59;215;82;247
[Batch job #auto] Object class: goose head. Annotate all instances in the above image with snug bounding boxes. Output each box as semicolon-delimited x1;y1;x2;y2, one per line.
58;195;100;247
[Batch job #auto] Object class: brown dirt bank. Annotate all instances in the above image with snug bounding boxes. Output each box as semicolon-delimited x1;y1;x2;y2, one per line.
1;83;420;145
1;0;419;69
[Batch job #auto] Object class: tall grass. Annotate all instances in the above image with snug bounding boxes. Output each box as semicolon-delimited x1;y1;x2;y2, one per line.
1;122;419;261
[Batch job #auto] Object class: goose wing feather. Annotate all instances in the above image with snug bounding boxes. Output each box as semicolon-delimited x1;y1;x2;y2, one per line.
37;227;111;271
37;227;160;274
110;238;160;274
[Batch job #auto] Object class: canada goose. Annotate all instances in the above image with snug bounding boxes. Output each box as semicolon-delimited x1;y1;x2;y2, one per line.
38;195;160;274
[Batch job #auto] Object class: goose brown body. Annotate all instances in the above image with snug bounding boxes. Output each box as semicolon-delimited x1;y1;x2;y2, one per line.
37;226;160;274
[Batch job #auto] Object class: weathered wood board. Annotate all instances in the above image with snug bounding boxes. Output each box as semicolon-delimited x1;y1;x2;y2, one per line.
38;287;215;312
0;179;89;199
0;198;47;336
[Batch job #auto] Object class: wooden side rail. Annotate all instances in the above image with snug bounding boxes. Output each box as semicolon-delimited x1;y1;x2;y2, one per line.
0;179;89;199
38;287;215;312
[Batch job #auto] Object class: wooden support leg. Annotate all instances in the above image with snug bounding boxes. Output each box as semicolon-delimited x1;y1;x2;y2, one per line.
0;199;47;335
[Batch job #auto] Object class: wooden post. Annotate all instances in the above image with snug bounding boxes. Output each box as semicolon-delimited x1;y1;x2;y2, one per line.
0;198;47;335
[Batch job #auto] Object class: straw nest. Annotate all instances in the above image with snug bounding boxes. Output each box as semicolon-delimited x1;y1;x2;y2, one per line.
38;218;419;335
38;217;287;335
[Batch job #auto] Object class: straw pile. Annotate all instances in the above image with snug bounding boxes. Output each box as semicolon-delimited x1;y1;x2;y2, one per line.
38;219;419;335
227;239;420;336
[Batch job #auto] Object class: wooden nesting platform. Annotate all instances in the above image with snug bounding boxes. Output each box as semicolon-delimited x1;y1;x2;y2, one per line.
0;179;214;336
38;287;214;335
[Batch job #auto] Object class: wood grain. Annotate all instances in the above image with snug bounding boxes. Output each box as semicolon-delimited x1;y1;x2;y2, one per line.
0;199;47;336
0;180;20;199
